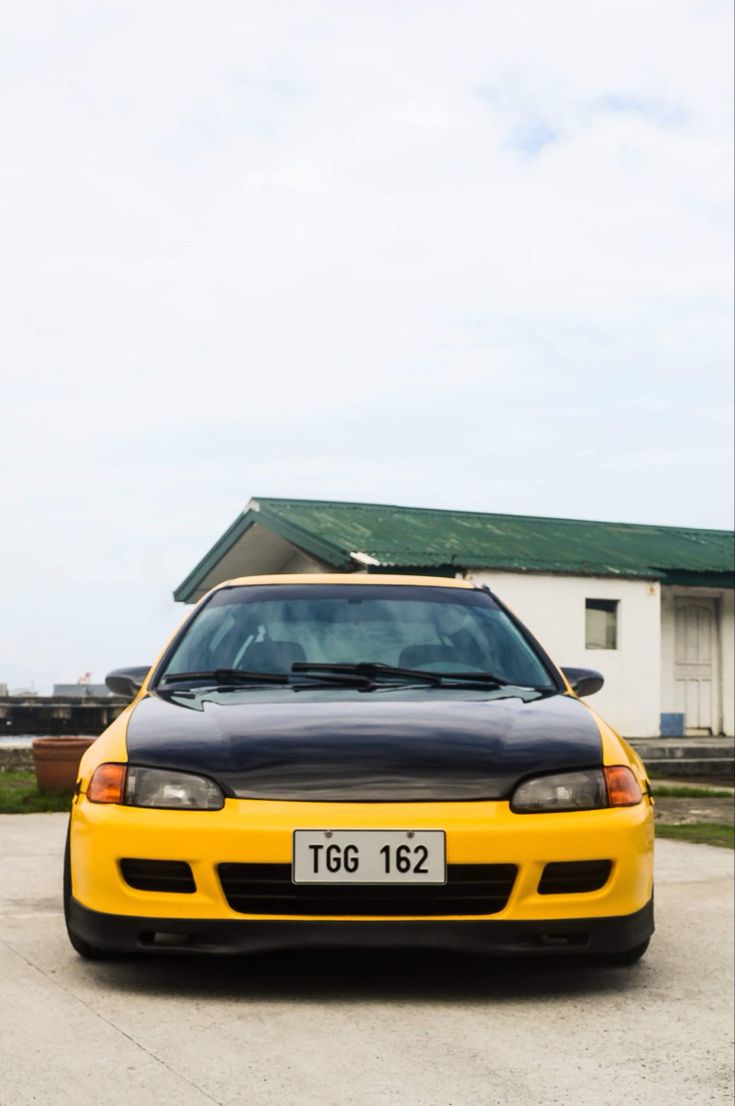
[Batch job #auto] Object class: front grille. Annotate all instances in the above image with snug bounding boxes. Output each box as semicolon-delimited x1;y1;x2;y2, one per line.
120;859;196;893
538;860;612;895
217;863;517;916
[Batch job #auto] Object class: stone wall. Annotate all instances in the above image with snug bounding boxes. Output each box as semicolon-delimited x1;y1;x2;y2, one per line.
0;747;35;771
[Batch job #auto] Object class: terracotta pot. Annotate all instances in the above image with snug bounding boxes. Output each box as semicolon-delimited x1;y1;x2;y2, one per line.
32;737;96;795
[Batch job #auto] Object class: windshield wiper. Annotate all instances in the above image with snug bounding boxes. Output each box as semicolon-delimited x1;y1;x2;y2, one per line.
292;661;509;687
160;668;372;690
162;669;291;686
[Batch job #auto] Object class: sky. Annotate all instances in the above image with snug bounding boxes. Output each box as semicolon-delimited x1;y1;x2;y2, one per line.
1;0;733;693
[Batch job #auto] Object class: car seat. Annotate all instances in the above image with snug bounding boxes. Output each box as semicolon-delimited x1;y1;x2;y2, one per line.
241;640;307;673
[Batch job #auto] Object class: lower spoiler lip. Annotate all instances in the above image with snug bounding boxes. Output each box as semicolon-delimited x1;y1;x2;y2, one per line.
67;897;654;957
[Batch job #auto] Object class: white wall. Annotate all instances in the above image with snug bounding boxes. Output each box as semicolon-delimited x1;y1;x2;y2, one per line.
468;570;662;737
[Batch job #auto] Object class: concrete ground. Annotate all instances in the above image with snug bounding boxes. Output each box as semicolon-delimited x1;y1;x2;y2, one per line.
0;815;732;1106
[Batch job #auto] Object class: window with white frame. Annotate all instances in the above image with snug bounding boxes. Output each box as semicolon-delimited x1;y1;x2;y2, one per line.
585;599;618;649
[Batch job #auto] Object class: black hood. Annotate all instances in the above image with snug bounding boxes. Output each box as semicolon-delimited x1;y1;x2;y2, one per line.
124;689;603;802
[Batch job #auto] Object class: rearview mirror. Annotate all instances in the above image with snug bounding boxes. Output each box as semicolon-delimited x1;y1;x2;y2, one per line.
105;666;151;699
561;667;604;697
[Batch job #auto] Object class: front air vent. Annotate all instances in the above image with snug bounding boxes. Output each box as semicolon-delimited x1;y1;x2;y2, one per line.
120;859;196;893
218;863;517;916
538;860;612;895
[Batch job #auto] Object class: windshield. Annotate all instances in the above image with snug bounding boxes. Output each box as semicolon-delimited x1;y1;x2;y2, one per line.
157;584;556;689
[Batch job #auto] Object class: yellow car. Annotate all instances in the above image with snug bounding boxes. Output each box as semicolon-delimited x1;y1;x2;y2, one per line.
65;575;654;963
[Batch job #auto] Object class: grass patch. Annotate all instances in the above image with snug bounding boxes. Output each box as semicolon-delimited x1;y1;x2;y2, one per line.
653;784;733;798
656;822;734;849
0;770;72;814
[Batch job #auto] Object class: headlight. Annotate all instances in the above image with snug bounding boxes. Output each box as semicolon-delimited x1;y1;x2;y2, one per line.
511;766;642;813
126;766;224;809
511;769;606;812
87;764;224;810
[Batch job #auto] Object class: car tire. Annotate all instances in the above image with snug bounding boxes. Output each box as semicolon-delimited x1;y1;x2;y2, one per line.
63;823;117;960
601;937;650;966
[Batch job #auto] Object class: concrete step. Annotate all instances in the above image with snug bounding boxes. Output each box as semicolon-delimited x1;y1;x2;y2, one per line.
628;738;734;780
630;745;733;761
628;737;734;757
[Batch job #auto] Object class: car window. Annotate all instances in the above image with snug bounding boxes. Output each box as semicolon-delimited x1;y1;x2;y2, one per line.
160;585;554;688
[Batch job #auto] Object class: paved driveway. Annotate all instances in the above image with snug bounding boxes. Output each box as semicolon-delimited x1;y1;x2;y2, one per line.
0;813;732;1106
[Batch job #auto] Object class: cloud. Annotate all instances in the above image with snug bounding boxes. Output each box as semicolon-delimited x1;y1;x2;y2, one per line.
505;118;560;155
594;93;687;127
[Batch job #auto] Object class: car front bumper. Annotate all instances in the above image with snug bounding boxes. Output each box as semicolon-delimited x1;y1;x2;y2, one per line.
69;793;654;950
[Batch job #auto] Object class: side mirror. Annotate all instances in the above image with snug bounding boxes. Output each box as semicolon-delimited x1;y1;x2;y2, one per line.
105;666;151;699
562;667;604;697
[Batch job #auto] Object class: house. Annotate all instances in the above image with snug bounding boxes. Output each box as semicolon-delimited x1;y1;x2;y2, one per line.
174;498;735;738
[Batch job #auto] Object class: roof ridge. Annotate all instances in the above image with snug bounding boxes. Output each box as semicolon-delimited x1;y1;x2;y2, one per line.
254;497;734;536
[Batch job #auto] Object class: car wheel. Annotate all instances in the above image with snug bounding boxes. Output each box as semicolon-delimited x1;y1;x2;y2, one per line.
601;938;650;966
63;823;115;960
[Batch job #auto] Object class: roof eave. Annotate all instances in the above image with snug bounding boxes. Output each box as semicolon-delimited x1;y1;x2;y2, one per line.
173;501;355;602
173;510;258;602
660;570;735;589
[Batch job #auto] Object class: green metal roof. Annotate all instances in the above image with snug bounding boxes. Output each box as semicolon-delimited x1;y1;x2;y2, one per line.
174;497;735;600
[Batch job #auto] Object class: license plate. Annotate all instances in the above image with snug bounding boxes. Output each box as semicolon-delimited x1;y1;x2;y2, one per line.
292;830;446;884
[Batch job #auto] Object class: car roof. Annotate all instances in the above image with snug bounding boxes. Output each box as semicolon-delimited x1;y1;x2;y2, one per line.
209;573;477;593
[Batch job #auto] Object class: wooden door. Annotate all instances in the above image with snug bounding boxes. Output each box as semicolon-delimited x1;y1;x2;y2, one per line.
674;599;720;734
